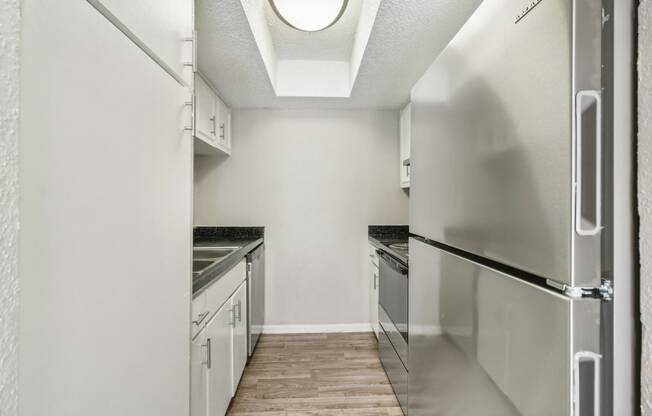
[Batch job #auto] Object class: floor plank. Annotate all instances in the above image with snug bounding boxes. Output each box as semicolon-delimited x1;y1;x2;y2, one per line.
227;332;402;416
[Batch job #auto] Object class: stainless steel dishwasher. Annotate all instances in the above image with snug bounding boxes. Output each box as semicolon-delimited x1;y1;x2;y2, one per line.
247;244;265;356
377;250;408;415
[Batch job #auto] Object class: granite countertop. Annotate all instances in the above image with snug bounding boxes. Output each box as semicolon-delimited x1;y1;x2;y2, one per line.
368;225;409;265
193;227;264;298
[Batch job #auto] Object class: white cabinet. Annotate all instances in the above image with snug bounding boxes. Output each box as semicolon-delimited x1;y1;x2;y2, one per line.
194;74;232;156
205;301;234;416
216;97;232;151
190;260;248;416
195;76;217;145
190;332;208;416
400;103;411;188
369;245;380;338
21;0;193;414
231;282;248;393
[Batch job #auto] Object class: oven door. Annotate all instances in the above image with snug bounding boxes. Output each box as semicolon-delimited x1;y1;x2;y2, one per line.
378;251;408;343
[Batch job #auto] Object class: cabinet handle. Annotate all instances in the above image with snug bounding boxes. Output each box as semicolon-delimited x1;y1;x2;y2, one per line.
575;90;603;236
184;94;195;132
202;338;212;369
210;116;216;135
219;123;225;139
230;306;237;328
192;311;210;326
237;300;242;322
573;351;601;416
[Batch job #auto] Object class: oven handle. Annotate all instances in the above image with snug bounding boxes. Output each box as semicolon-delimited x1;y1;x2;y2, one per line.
377;250;408;275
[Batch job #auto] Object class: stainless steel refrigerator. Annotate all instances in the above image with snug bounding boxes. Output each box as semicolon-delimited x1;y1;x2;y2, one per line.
408;0;614;415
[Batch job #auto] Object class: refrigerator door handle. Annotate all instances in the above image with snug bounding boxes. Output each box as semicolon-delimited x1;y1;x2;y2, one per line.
575;90;603;237
573;351;602;416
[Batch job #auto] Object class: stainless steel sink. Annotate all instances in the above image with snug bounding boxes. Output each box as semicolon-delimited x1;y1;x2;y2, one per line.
192;246;241;276
193;260;214;274
193;247;240;260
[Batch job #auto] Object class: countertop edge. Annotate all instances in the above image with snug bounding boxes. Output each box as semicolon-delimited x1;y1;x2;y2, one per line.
192;238;264;299
368;236;408;265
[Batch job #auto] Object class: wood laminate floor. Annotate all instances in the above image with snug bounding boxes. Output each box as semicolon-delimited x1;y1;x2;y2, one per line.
227;332;403;416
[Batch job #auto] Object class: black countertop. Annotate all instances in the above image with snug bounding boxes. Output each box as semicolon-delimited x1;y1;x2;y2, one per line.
368;225;409;265
193;227;264;298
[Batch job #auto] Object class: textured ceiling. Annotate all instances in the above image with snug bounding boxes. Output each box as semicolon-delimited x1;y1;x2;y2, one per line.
264;0;362;62
196;0;483;109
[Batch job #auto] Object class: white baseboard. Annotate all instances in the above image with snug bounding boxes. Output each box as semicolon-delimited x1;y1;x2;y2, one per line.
262;323;373;334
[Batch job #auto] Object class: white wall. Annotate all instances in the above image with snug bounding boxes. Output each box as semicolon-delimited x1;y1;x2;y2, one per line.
0;0;20;414
19;1;192;415
194;109;409;327
641;1;652;413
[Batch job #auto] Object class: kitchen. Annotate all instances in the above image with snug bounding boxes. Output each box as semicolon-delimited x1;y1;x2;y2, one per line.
5;0;642;415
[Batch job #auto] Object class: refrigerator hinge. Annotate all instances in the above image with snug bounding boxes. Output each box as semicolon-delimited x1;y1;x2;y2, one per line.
601;8;611;28
598;279;613;301
546;279;613;300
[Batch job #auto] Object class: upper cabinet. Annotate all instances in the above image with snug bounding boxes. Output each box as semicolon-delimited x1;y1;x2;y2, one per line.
194;74;232;156
87;0;193;84
400;103;411;189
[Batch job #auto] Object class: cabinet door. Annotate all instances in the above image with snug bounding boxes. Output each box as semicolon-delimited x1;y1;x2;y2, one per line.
223;107;232;152
195;76;216;144
369;245;380;337
205;301;234;416
190;331;208;416
369;256;379;338
215;96;230;152
400;103;411;188
231;282;248;394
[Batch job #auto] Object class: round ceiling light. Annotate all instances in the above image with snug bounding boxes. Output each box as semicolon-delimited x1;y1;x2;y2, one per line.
269;0;349;32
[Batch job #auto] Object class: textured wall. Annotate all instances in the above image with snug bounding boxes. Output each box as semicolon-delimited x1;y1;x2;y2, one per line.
642;1;652;414
194;109;409;327
0;0;20;414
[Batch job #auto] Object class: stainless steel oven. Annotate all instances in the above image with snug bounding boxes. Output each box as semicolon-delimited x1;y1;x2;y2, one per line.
377;250;408;415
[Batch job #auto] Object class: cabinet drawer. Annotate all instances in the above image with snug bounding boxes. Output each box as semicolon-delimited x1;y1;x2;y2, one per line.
369;244;379;267
191;293;211;339
205;260;247;317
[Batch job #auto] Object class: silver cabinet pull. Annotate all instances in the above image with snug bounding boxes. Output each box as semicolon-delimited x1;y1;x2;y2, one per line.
575;90;603;236
237;300;242;322
184;94;195;132
183;30;197;73
192;311;210;326
373;273;378;290
210;116;216;136
202;338;212;369
219;123;225;139
230;306;237;328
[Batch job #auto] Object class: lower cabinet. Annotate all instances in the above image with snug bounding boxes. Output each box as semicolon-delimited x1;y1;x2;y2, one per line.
231;282;248;394
191;273;248;416
206;300;234;416
369;244;380;337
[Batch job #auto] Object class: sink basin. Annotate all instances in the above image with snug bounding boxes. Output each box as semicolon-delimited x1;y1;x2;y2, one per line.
193;260;214;274
192;246;241;276
193;247;240;260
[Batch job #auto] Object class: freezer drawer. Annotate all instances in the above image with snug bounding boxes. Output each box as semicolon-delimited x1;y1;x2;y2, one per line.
379;325;408;415
408;237;602;416
409;0;604;287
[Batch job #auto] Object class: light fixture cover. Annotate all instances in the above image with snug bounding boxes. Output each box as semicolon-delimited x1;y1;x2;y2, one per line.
269;0;349;32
